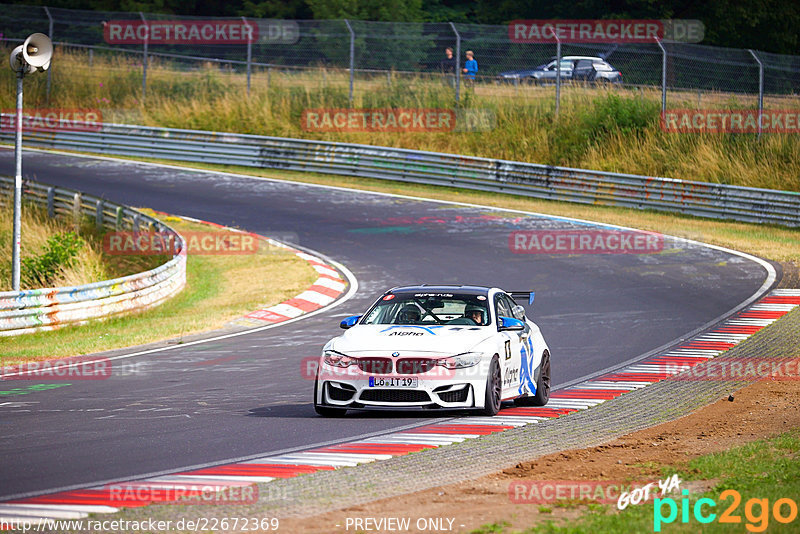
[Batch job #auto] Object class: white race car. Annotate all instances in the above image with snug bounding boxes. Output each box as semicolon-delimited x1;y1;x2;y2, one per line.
313;285;551;416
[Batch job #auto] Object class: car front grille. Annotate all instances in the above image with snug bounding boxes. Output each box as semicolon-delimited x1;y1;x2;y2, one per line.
327;382;356;401
395;358;437;374
437;386;469;403
356;357;393;374
360;389;431;403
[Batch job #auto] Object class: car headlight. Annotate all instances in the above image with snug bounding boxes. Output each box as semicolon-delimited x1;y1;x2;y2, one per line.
437;352;483;369
323;350;355;368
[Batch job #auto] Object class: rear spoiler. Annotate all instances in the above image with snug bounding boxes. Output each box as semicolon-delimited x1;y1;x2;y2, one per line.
510;291;535;305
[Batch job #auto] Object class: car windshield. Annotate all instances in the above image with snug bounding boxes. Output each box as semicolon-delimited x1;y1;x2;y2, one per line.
362;293;491;326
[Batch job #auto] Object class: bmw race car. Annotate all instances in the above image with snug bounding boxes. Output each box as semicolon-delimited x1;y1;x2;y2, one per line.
313;285;551;416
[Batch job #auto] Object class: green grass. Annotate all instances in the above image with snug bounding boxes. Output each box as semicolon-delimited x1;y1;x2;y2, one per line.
469;430;800;533
1;213;318;361
2;46;799;192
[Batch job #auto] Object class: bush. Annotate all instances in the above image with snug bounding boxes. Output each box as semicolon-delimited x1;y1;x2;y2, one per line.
22;232;84;288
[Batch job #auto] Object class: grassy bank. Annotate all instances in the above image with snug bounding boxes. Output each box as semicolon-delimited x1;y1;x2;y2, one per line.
1;46;798;192
1;211;318;361
0;196;161;290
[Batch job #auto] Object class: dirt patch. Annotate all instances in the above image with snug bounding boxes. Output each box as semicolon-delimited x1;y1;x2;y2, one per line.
278;377;800;533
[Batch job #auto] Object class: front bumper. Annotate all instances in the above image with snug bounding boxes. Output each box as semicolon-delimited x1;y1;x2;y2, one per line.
315;362;487;410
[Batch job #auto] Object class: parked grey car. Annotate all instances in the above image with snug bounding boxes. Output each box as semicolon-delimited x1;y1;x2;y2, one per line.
498;56;621;85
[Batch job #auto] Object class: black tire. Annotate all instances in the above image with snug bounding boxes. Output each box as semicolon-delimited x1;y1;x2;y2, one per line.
532;351;551;406
480;356;502;416
313;376;347;417
514;350;551;406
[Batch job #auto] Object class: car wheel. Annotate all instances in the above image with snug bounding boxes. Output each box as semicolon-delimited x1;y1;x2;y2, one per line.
532;351;551;406
514;350;550;406
480;355;502;416
314;376;347;417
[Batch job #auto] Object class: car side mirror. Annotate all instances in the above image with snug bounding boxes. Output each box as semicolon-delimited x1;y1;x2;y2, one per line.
498;316;525;331
340;315;361;329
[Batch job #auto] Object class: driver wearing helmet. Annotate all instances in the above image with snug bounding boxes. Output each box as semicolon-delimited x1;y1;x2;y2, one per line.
464;304;486;325
397;304;421;324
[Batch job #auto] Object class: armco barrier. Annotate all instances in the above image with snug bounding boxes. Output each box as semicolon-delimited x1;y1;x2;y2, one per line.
0;176;186;336
1;117;798;226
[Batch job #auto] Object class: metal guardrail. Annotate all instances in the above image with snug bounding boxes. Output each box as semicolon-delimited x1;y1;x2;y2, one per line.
0;118;798;227
0;175;186;336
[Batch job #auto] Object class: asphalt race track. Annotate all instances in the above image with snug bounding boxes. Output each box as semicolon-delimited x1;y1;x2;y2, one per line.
0;149;773;500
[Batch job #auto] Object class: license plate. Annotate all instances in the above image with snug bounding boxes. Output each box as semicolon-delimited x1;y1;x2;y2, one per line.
369;376;418;388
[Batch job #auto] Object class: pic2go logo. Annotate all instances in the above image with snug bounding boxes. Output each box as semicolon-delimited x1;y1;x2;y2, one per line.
654;489;798;532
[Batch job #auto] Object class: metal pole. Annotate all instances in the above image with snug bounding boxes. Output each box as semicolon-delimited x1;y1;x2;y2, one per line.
748;49;764;139
656;39;666;115
44;6;53;103
12;70;23;291
344;19;354;106
555;35;561;118
449;22;461;104
139;12;148;103
242;16;252;96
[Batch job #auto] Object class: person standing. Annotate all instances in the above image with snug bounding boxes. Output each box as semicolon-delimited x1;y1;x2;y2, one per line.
440;47;456;87
462;50;478;87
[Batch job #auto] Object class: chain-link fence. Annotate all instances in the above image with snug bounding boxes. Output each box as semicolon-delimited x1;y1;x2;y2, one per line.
1;4;799;121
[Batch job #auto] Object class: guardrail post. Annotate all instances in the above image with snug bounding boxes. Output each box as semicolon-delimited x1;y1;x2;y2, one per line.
43;6;54;103
47;187;55;218
139;12;148;103
656;39;667;115
748;49;764;140
344;19;355;106
72;192;81;231
132;213;140;232
95;200;104;231
449;22;461;105
242;16;252;96
115;206;124;229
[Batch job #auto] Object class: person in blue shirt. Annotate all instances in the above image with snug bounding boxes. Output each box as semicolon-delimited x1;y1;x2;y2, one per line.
462;50;478;85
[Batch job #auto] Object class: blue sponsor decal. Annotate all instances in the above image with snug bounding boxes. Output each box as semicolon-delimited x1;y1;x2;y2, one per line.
378;325;444;335
518;336;537;396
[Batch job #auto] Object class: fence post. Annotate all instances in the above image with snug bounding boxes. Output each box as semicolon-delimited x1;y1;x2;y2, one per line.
449;22;461;105
242;16;252;96
43;6;54;103
555;35;561;118
656;39;666;115
748;49;764;139
115;206;123;229
139;12;148;103
344;19;355;106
